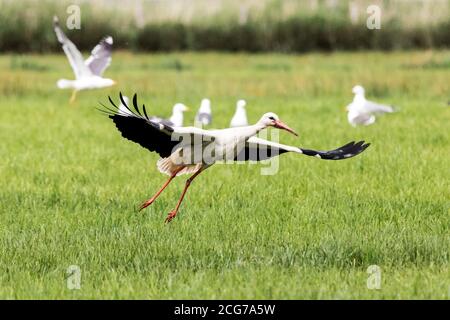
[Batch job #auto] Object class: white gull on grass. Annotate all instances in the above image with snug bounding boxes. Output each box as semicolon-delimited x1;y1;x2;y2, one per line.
230;99;248;127
346;85;395;126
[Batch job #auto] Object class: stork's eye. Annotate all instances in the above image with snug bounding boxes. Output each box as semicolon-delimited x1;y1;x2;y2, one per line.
269;116;275;120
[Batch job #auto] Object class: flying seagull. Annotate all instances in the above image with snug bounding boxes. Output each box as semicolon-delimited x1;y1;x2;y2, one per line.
53;16;115;103
102;93;370;223
230;99;248;127
346;85;394;126
195;98;212;127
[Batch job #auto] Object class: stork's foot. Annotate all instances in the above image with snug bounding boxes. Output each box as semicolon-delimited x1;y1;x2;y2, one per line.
165;210;178;224
138;198;156;211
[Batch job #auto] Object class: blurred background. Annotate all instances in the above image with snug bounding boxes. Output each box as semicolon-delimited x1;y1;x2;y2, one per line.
0;0;449;53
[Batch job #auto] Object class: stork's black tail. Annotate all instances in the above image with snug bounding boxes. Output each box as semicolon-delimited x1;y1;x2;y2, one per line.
300;141;370;160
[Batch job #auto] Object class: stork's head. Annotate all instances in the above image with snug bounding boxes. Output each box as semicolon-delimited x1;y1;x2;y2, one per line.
258;112;298;136
236;99;246;109
173;103;189;113
352;85;365;95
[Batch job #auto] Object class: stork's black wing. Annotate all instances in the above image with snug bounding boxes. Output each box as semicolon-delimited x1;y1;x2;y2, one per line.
234;138;370;161
234;141;289;161
100;93;179;158
300;141;370;160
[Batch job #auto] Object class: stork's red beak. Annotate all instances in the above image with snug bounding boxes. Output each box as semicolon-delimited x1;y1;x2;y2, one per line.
273;120;298;136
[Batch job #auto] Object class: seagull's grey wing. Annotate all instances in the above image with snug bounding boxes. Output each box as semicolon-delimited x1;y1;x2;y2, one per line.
365;100;394;114
85;36;113;76
53;16;91;79
195;112;212;125
351;112;375;126
235;137;370;161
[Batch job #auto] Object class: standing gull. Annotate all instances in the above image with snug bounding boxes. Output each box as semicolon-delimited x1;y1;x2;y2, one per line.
230;99;248;127
118;95;188;127
195;98;212;127
102;93;370;223
151;103;189;127
346;85;394;126
53;16;115;103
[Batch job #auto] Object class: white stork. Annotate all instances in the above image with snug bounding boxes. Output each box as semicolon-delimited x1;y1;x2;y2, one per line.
102;93;370;223
53;16;116;103
230;99;248;127
346;85;394;126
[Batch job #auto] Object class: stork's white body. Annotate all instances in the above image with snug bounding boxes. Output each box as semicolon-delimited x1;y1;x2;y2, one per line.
158;124;265;176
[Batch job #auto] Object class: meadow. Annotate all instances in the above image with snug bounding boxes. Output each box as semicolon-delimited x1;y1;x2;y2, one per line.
0;51;448;299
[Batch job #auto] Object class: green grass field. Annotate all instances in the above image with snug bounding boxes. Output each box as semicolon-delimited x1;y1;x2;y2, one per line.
0;51;448;299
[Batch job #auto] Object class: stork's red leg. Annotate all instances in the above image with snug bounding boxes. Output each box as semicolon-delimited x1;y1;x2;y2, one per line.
165;166;206;223
139;166;185;211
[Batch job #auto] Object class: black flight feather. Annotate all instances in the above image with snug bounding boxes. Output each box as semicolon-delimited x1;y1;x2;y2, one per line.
100;93;180;158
